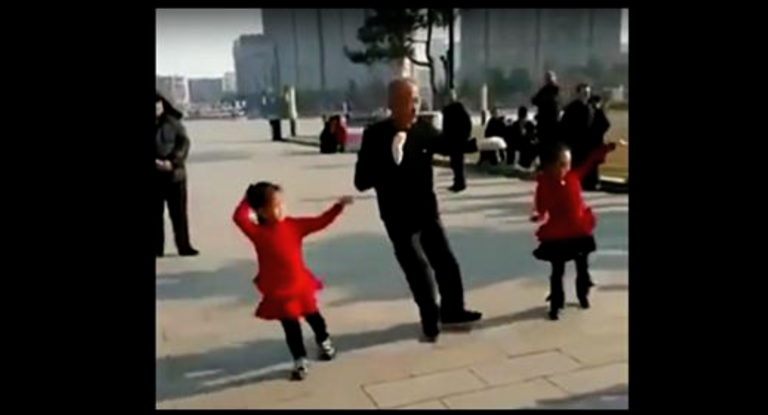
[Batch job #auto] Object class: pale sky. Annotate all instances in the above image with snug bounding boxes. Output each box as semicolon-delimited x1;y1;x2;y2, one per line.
156;9;263;78
156;8;628;78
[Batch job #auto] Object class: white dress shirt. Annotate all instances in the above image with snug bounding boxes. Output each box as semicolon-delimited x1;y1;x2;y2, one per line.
392;131;407;165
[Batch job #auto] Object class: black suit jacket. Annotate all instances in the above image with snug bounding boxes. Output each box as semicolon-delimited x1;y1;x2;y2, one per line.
354;118;446;226
155;116;191;182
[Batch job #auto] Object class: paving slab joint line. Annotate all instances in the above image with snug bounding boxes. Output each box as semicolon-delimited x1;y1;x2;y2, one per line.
555;347;586;365
359;384;381;409
467;367;491;387
503;347;561;360
542;375;573;396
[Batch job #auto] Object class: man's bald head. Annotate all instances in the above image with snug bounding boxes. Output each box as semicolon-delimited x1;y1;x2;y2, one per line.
388;78;420;130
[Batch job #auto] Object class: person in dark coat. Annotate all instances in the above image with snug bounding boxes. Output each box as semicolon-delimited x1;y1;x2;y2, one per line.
560;83;594;182
441;93;473;193
484;107;507;139
354;78;482;342
531;71;561;152
582;96;611;190
507;106;537;169
319;117;337;154
155;92;199;257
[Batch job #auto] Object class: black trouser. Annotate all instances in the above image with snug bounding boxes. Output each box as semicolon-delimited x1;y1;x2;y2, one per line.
384;218;466;332
518;143;537;169
548;254;593;307
156;178;193;254
581;167;600;191
449;151;466;189
505;146;517;166
280;312;330;360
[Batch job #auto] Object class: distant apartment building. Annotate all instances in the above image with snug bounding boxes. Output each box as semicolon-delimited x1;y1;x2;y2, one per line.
223;71;237;94
156;75;189;108
459;9;623;84
188;78;224;104
261;8;390;93
233;34;278;99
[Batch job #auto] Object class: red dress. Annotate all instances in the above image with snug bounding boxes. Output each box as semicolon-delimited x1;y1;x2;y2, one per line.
532;144;612;261
233;198;344;320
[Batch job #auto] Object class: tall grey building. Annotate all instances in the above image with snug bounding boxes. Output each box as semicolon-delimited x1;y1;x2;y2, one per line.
188;78;224;104
156;75;189;108
261;8;389;92
459;9;623;84
233;34;278;98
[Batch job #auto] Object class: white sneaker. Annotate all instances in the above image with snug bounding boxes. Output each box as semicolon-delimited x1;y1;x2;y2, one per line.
318;338;337;361
290;358;308;381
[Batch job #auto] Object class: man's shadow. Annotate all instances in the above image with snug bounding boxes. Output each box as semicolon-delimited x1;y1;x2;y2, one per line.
156;305;547;403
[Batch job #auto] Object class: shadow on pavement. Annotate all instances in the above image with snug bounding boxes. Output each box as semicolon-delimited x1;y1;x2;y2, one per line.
156;305;546;403
598;284;629;292
187;151;253;164
531;384;629;409
156;211;627;307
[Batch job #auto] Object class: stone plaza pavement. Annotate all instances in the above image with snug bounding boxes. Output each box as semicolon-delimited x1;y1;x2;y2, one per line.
156;120;628;409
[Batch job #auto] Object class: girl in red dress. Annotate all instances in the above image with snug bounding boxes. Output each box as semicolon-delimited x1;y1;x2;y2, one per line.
531;141;626;320
233;182;353;380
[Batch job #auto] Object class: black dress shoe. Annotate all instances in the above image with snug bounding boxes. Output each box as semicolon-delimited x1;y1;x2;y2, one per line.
448;185;467;193
178;248;200;257
421;325;440;343
441;309;483;325
156;252;164;258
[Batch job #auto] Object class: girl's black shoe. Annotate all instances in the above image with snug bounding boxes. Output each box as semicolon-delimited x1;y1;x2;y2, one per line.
548;309;560;321
576;280;594;309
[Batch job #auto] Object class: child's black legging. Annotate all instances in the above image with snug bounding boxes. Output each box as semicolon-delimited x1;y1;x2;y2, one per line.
280;312;329;360
549;254;593;304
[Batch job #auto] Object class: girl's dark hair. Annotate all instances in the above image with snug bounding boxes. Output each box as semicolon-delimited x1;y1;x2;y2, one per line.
246;182;282;222
540;143;570;167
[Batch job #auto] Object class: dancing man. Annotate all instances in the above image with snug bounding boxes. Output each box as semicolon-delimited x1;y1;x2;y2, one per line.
354;78;482;342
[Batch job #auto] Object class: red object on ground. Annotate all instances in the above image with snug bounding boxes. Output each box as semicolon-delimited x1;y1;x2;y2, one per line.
532;144;612;242
334;123;348;146
232;198;344;320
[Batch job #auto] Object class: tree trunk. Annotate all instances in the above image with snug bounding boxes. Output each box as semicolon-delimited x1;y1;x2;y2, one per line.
425;10;438;109
391;58;410;79
447;9;456;96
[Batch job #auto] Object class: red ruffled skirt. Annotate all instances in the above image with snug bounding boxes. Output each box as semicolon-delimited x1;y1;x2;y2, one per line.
253;273;324;321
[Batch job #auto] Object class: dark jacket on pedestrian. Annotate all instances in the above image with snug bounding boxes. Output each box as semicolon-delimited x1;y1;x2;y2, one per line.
531;84;561;127
354;118;445;226
156;105;190;183
441;101;473;154
560;99;593;163
588;104;611;149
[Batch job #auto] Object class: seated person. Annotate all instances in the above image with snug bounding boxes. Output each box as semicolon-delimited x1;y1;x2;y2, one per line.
319;117;337;154
484;107;508;139
330;115;349;153
477;136;507;166
506;106;537;169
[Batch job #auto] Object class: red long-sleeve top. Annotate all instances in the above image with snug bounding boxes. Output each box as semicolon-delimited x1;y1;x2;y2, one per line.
233;198;344;320
532;144;612;242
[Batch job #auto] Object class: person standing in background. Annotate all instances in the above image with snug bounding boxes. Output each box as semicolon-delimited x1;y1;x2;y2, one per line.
560;83;594;184
531;71;561;153
442;91;473;193
581;95;611;190
155;92;199;258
